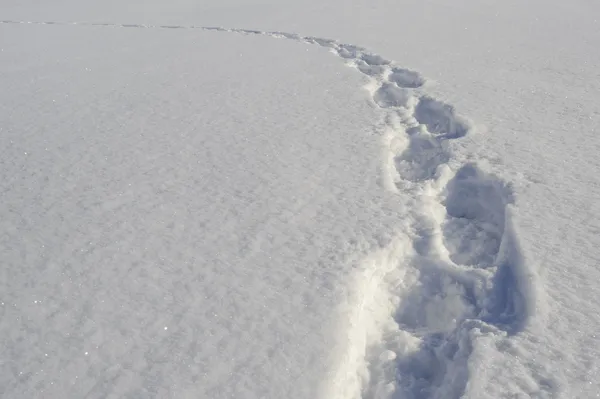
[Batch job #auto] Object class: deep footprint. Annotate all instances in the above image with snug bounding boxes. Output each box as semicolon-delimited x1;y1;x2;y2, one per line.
392;259;484;399
394;128;450;182
442;164;511;267
389;67;425;89
373;83;413;108
414;97;470;139
442;164;528;333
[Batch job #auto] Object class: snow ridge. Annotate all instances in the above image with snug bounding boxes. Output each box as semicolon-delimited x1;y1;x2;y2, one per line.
0;19;540;399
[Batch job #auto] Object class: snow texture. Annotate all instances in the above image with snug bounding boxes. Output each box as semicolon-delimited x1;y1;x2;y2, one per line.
1;0;600;398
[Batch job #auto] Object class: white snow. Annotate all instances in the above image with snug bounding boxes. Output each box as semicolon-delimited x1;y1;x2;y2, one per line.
1;0;600;398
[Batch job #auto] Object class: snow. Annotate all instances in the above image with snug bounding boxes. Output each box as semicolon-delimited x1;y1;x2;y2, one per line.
1;0;600;398
0;24;400;398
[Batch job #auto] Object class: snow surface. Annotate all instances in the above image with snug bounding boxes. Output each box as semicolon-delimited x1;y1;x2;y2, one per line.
1;0;600;398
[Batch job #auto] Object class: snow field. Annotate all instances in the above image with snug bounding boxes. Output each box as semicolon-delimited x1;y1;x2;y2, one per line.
0;24;399;398
3;0;600;396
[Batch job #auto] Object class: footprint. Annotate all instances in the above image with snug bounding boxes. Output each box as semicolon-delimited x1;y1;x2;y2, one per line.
373;83;413;108
391;262;482;399
361;53;391;66
272;32;300;40
442;164;511;267
304;36;337;48
336;44;364;59
442;164;527;333
394;128;450;182
390;96;470;182
395;267;478;335
393;329;472;399
239;29;262;35
387;164;528;398
389;67;425;89
355;61;387;77
414;97;470;139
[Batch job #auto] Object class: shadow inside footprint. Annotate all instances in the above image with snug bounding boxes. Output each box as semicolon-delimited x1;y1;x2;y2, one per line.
356;61;387;77
394;330;472;399
414;97;470;139
442;164;511;267
484;212;530;334
392;265;478;399
395;269;477;335
374;83;412;108
361;53;391;66
442;164;528;334
394;131;450;182
389;67;425;89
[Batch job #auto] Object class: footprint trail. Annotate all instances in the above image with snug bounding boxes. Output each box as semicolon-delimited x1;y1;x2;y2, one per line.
0;19;546;399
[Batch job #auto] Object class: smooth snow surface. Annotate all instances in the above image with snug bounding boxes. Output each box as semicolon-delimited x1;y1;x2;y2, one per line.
0;25;397;399
2;1;600;399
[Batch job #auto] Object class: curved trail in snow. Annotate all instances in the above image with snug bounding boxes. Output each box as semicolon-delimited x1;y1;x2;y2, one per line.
1;19;547;399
